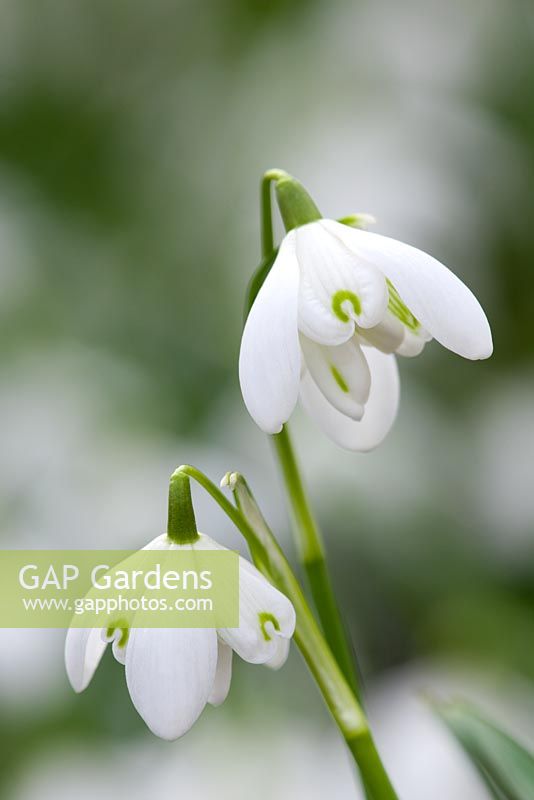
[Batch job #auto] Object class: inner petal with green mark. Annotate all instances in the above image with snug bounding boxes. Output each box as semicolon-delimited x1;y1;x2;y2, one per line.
330;365;349;393
258;611;281;642
331;290;362;323
387;280;420;331
296;221;389;344
106;619;129;649
300;334;370;421
356;281;432;357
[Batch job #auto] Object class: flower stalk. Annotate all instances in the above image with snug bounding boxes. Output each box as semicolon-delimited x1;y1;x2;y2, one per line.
260;170;363;702
271;425;362;701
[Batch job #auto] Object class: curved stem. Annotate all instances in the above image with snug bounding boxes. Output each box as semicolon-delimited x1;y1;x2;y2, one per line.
260;168;289;260
175;465;268;568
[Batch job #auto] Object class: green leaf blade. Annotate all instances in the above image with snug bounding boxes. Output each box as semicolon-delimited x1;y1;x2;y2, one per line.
433;700;534;800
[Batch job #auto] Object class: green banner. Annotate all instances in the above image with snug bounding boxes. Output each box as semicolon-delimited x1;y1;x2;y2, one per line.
0;550;239;628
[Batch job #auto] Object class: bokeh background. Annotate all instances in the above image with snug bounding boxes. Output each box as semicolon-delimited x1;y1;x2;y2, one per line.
0;1;533;798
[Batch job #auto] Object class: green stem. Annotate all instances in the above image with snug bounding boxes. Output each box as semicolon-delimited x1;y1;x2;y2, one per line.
260;169;288;259
226;471;398;800
272;426;362;703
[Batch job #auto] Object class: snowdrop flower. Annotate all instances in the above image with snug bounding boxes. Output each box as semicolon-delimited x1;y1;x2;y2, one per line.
240;180;492;450
65;471;295;741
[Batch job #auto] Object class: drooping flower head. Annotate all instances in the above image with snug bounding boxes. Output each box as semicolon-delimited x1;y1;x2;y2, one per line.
239;171;493;450
65;470;295;740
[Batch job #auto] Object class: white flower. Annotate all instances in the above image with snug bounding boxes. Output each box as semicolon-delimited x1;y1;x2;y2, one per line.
239;219;492;450
65;532;295;740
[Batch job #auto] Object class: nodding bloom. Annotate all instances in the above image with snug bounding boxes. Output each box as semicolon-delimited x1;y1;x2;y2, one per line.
65;532;295;741
239;217;492;450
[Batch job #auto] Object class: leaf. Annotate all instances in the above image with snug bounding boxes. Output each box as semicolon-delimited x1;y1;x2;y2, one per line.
433;699;534;800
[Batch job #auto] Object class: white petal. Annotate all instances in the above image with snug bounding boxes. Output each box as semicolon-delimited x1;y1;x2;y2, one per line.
143;533;174;550
327;221;493;360
218;563;296;664
189;535;295;667
359;312;431;357
264;636;290;671
112;637;127;665
65;627;108;693
300;346;400;451
357;313;405;354
239;233;301;434
396;327;429;357
296;220;389;345
300;334;370;421
103;626;129;666
208;640;233;706
144;533;198;552
125;627;217;740
296;220;388;346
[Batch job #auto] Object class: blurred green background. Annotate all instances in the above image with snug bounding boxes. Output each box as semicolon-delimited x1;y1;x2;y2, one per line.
0;1;533;798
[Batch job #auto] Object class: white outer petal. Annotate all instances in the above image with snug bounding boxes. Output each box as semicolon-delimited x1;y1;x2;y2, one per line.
296;221;388;346
239;232;301;434
218;562;296;664
300;334;370;421
143;533;206;552
125;627;217;740
65;627;108;693
162;534;295;668
208;640;233;706
143;533;174;550
328;221;493;360
300;346;400;452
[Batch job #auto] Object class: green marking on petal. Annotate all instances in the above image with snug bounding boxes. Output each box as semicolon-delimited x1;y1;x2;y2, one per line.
387;280;420;331
330;365;349;393
258;611;281;642
106;618;129;649
331;290;362;322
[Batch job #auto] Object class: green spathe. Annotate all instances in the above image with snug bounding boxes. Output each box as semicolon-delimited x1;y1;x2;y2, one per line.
167;469;199;544
274;174;322;232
